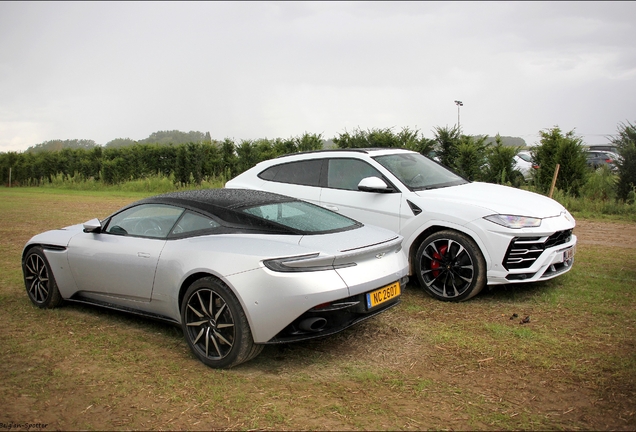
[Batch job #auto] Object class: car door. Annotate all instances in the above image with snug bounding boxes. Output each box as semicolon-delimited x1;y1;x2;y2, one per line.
67;204;184;302
318;158;403;233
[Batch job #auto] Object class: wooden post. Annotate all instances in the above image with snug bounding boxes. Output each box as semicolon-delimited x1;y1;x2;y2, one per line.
548;164;560;198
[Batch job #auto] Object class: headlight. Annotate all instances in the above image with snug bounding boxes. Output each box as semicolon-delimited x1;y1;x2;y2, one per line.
484;214;542;229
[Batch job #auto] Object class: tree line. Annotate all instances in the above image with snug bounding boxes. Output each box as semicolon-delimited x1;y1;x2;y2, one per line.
23;131;214;153
0;133;324;187
1;123;635;202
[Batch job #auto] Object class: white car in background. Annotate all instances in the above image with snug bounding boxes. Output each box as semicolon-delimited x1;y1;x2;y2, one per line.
514;151;538;181
227;148;577;302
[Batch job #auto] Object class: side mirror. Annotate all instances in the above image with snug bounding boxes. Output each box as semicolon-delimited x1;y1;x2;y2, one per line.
358;177;393;193
83;218;102;233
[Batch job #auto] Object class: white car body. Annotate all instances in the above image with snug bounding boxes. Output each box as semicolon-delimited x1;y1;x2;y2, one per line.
226;148;577;301
514;151;537;180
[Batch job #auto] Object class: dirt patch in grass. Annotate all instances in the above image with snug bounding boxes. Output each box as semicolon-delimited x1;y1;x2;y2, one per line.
574;219;636;248
1;189;635;430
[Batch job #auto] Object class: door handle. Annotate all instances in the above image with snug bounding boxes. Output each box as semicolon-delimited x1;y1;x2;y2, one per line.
137;252;151;258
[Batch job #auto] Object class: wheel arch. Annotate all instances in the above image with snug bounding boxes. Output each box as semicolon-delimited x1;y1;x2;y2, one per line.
406;223;493;276
21;242;63;261
21;243;38;263
178;271;227;311
176;271;255;334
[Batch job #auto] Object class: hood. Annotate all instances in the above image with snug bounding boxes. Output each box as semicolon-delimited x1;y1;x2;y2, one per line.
415;182;565;218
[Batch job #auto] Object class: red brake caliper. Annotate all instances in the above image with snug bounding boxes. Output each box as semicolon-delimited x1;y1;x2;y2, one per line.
430;245;447;278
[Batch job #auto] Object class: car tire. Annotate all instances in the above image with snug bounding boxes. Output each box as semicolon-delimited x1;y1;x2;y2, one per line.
181;277;259;368
415;230;486;302
23;246;63;309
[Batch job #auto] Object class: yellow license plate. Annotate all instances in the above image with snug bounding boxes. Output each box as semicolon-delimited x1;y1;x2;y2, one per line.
366;281;401;309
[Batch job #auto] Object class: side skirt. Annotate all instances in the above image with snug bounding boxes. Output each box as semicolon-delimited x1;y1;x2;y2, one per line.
67;295;180;326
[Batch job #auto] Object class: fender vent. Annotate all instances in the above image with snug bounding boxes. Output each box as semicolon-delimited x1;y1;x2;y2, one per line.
407;200;422;216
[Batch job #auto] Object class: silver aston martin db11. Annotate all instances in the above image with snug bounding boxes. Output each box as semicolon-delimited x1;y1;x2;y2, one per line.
22;189;408;368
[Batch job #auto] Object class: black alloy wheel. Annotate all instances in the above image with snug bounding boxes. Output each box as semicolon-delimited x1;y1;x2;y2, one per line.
23;246;63;308
181;277;261;368
415;230;486;302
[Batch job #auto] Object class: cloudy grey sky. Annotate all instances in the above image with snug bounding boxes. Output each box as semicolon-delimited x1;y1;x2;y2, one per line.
1;1;635;152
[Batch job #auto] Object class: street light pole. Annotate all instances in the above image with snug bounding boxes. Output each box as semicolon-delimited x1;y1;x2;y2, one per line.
454;100;463;131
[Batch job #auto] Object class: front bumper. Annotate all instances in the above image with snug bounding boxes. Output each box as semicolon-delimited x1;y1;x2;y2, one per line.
476;210;577;285
488;233;577;285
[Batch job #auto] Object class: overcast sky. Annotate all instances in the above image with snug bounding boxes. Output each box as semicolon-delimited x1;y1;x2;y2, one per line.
1;1;635;152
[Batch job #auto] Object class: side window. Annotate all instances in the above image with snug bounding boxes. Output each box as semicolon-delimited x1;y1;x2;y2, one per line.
327;159;384;191
258;160;323;186
171;211;220;236
105;204;184;238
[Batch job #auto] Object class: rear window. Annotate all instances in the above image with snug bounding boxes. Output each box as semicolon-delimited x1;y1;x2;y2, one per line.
241;201;359;234
258;160;323;186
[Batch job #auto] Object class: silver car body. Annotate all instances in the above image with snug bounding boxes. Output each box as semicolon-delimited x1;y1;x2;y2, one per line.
24;190;408;345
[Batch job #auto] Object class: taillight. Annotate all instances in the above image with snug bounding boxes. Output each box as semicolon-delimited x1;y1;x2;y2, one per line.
263;253;356;272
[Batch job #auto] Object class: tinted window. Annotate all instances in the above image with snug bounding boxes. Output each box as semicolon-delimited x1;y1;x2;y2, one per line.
171;211;220;236
242;201;359;233
258;160;322;186
517;153;533;163
105;204;184;238
327;159;385;191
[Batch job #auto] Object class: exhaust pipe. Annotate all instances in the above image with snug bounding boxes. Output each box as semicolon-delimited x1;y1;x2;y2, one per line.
299;317;327;332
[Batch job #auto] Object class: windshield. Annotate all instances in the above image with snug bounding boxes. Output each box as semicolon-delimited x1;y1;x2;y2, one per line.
241;201;360;234
517;153;533;163
374;153;467;190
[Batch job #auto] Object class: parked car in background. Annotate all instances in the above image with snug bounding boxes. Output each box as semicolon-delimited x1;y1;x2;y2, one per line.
227;148;577;302
588;145;619;154
514;151;539;181
586;150;618;170
605;151;622;163
23;189;408;368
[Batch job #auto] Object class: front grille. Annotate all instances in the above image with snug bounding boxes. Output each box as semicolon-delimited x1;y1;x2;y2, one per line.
503;229;572;270
544;229;573;249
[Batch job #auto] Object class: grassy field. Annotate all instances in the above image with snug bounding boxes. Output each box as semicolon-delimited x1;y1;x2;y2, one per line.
1;187;635;430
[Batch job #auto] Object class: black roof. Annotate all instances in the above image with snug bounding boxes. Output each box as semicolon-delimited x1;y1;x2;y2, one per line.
145;188;295;211
126;188;300;235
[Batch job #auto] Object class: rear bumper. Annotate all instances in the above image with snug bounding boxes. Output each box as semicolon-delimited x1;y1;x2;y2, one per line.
267;276;408;343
